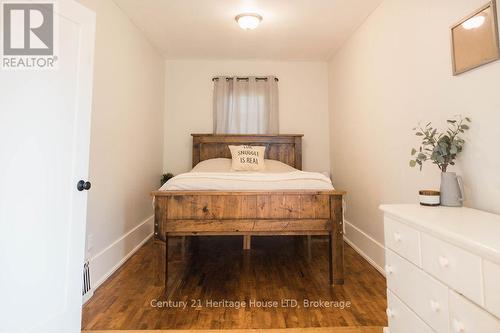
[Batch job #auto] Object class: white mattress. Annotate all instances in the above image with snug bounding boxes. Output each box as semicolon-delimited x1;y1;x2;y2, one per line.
159;158;334;191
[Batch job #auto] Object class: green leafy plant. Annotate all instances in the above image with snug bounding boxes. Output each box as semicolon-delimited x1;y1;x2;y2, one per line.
161;173;174;185
410;116;471;172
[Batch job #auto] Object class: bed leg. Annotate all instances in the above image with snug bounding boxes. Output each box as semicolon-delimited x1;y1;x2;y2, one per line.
293;236;308;257
190;236;199;253
165;232;169;292
329;229;344;285
328;232;333;285
154;239;163;287
181;236;186;259
243;235;251;250
307;235;312;262
329;233;345;285
329;196;345;285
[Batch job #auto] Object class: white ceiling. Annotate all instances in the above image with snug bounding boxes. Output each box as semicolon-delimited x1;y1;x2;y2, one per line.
113;0;382;61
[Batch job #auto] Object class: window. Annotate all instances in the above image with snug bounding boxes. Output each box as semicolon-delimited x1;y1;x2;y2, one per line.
213;76;279;134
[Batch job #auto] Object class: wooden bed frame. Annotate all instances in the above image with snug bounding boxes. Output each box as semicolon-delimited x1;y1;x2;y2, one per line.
152;134;346;287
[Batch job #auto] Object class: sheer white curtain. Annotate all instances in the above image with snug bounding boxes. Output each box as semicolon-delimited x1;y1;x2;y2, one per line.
213;76;279;134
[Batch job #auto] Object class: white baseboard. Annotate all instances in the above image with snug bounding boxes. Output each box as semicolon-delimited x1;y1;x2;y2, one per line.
87;215;154;297
343;219;386;276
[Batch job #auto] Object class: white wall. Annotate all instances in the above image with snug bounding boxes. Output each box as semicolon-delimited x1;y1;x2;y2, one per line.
328;0;500;270
78;0;164;291
164;60;330;174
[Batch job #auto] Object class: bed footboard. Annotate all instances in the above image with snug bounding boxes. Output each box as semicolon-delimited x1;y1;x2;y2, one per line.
152;190;346;286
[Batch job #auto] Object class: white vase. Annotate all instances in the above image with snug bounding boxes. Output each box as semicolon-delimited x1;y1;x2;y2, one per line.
440;172;464;207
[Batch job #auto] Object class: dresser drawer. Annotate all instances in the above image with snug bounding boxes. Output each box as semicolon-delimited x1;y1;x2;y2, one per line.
421;233;483;305
449;290;500;333
483;260;500;319
386;249;449;333
386;289;434;333
384;216;421;266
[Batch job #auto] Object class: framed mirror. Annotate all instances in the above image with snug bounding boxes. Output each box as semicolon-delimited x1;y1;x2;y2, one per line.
451;1;500;75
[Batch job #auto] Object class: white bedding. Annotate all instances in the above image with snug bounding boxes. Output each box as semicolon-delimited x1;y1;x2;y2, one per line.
159;158;334;191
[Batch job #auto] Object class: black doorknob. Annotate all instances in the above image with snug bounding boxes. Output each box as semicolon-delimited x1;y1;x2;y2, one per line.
77;180;92;191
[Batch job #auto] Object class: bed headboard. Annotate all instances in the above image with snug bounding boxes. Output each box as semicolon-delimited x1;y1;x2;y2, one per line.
192;134;303;170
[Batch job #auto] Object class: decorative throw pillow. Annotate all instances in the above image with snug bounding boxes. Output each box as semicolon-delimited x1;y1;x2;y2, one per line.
228;145;266;171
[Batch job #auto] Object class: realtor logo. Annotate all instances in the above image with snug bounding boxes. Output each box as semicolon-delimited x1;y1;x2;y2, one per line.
3;3;53;55
1;2;58;70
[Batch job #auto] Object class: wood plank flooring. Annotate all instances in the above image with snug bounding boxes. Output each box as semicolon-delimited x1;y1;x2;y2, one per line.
83;328;383;333
82;236;387;330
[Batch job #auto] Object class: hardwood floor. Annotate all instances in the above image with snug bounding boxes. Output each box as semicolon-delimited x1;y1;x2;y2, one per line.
82;236;387;330
83;328;383;333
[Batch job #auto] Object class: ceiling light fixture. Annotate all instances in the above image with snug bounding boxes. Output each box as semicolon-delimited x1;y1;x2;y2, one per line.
235;13;262;30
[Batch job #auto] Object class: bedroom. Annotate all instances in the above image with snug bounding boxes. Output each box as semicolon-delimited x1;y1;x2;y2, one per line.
1;0;500;333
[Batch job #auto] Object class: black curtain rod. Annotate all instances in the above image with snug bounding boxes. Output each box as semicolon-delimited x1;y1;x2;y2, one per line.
212;77;279;82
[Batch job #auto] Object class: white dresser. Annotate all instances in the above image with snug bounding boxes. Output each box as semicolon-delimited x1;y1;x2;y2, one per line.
379;204;500;333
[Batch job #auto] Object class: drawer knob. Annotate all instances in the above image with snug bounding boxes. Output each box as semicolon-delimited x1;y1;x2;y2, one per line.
385;265;394;275
429;300;440;312
386;308;395;318
438;256;449;268
452;318;465;332
393;232;402;242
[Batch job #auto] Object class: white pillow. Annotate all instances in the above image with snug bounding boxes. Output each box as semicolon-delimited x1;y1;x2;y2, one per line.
192;158;231;172
264;159;297;173
228;145;266;171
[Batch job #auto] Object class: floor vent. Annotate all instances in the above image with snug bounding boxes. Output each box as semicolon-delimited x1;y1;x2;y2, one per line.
82;260;92;302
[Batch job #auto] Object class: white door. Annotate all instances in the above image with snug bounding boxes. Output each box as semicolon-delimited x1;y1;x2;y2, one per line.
0;1;95;332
